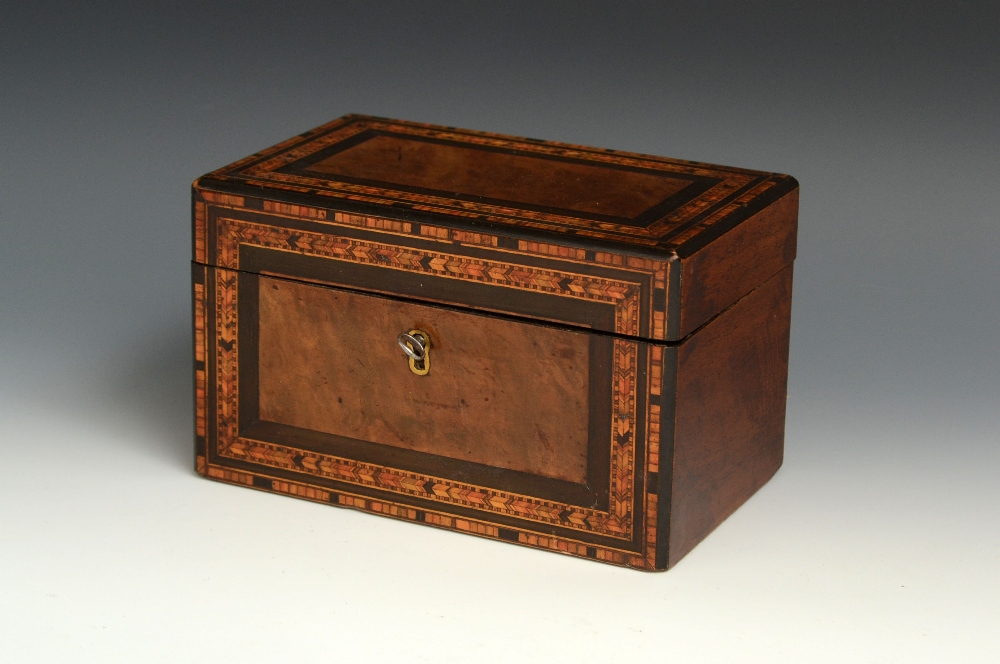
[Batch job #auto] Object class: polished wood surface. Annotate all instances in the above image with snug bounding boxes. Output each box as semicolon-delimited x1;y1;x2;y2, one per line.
203;200;663;341
306;132;692;219
193;115;797;570
198;114;796;253
257;276;591;484
665;264;793;567
678;187;798;337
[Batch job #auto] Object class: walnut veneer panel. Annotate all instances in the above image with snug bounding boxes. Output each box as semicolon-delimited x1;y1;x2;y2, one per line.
306;133;693;219
667;264;793;567
257;276;591;484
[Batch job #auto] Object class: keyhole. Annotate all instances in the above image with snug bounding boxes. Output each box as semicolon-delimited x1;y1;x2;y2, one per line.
397;329;431;376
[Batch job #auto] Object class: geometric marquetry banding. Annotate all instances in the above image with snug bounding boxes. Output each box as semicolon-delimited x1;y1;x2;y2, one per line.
214;268;240;454
665;176;781;249
450;230;501;248
193;271;209;477
210;116;768;248
261;200;330;221
212;255;640;539
643;493;659;569
201;190;244;208
207;466;255;486
194;281;207;440
642;343;662;570
194;201;207;264
216;216;645;338
195;193;676;339
193;201;675;568
202;464;656;569
652;264;668;340
197;189;676;568
647;344;664;476
516;531;644;568
516;240;588;260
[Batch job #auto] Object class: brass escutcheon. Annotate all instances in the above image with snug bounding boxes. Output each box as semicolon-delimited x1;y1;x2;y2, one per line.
397;329;431;376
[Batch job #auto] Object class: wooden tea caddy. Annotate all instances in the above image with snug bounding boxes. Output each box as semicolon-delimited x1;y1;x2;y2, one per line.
192;115;798;570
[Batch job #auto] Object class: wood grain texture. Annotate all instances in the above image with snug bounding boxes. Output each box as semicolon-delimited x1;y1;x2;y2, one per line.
192;115;798;570
306;132;693;219
202;264;654;560
195;114;796;253
199;199;666;340
257;276;591;484
678;187;798;338
665;264;793;568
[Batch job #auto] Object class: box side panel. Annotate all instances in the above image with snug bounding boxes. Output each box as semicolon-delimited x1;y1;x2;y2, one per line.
676;187;798;339
667;264;793;568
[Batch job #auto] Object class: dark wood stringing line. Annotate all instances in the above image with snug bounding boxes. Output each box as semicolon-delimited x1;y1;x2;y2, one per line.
235;269;614;510
206;265;219;475
215;114;768;186
655;346;679;570
278;129;723;227
240;245;619;340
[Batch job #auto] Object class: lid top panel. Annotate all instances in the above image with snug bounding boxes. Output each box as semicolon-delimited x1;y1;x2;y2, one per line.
201;115;795;253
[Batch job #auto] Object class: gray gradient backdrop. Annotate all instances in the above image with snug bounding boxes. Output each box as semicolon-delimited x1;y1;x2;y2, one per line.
1;2;998;661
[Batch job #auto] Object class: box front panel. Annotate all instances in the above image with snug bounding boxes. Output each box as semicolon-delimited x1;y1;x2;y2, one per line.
256;276;593;486
193;192;671;568
195;278;664;569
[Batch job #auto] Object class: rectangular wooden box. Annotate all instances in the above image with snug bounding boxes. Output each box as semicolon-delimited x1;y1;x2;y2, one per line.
192;115;798;570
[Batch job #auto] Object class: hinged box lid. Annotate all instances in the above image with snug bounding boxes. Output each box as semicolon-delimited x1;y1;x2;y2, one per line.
194;115;798;341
